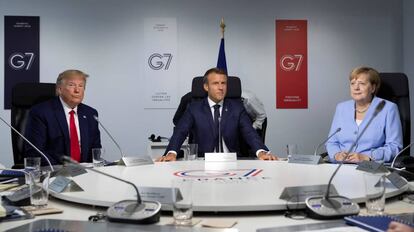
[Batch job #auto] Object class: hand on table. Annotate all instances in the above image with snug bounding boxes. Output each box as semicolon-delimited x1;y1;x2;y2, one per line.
334;152;370;163
155;152;177;162
258;151;278;161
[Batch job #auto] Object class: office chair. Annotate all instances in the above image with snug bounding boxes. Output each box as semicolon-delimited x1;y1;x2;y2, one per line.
11;83;56;169
377;73;410;160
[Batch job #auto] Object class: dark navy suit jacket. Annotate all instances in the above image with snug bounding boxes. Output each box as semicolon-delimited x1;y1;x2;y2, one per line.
166;98;268;156
24;97;101;165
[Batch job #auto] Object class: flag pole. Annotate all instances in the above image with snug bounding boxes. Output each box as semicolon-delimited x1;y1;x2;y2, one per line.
220;18;225;38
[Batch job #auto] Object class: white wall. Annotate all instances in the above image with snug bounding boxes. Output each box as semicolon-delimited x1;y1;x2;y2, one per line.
0;0;404;167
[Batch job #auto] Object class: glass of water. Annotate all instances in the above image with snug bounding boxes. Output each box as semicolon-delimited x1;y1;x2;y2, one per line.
24;157;41;184
364;173;386;215
186;144;198;161
29;170;50;208
92;148;105;167
172;178;193;225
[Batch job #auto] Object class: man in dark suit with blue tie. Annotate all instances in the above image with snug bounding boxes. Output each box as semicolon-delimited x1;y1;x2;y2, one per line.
24;70;101;165
158;68;278;161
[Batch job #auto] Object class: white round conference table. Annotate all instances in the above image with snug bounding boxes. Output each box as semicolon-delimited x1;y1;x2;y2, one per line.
50;160;406;212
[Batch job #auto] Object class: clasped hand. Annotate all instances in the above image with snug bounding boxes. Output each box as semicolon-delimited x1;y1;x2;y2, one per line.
334;151;370;163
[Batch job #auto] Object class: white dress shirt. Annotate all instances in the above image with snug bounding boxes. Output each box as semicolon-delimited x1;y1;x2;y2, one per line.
241;89;267;130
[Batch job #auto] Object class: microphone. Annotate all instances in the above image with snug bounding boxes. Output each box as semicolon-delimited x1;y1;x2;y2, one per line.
93;115;124;157
61;156;161;224
313;128;341;156
391;142;414;169
218;117;222;153
93;115;153;166
0;116;54;171
306;100;386;219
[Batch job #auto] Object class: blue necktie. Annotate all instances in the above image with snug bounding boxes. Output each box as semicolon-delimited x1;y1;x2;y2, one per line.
213;104;222;152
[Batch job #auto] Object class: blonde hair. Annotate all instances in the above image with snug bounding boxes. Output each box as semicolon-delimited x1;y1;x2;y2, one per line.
56;70;88;95
349;66;381;95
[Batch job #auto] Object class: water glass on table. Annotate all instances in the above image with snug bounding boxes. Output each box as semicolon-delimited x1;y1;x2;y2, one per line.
24;157;41;184
186;144;198;161
364;173;386;215
29;170;51;208
92;148;105;167
172;178;193;226
286;144;298;160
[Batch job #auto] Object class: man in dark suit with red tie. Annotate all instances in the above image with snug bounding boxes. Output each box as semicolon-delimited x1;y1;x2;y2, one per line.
158;68;278;161
24;70;101;165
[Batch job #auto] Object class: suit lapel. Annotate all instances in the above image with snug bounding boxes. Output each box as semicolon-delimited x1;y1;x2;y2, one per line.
203;98;216;137
77;104;90;161
53;98;70;156
220;99;230;130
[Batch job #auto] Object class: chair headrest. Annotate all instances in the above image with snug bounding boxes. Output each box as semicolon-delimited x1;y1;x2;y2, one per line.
12;83;56;107
378;73;409;98
191;76;242;98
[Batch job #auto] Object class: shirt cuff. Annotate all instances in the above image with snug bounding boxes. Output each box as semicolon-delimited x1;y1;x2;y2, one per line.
165;151;177;156
256;149;267;157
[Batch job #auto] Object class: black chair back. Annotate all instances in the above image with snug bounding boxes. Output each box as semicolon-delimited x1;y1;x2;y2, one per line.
191;76;242;98
377;73;410;158
11;83;56;168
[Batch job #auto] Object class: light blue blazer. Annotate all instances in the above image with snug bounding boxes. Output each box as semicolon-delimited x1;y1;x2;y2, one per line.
326;97;402;163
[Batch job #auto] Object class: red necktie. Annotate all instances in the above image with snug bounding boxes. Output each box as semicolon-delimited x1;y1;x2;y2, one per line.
69;110;81;162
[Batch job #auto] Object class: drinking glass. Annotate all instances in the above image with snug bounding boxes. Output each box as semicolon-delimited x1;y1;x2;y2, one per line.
29;170;51;208
186;144;198;161
172;178;193;225
24;157;41;184
364;173;386;215
92;148;105;167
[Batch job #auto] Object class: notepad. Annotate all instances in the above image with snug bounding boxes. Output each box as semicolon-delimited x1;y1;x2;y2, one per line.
344;215;414;232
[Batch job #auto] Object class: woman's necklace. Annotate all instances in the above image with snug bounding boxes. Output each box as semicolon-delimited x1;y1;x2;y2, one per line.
355;104;370;113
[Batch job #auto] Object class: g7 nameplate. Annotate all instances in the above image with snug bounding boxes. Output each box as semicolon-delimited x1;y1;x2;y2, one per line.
119;156;154;167
386;172;408;189
49;176;83;193
138;187;176;204
356;160;388;173
56;165;87;177
205;152;237;162
288;154;322;165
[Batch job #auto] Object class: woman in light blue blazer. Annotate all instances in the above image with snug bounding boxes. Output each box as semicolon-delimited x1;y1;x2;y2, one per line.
326;66;403;163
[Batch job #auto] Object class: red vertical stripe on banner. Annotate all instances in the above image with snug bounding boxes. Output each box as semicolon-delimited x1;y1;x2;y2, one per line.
276;20;308;109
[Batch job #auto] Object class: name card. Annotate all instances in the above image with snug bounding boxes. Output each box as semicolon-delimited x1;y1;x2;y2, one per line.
288;154;322;165
386;172;408;189
205;152;237;162
119;156;154;167
49;176;83;193
279;184;338;202
138;187;176;204
55;165;87;177
356;160;388;173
